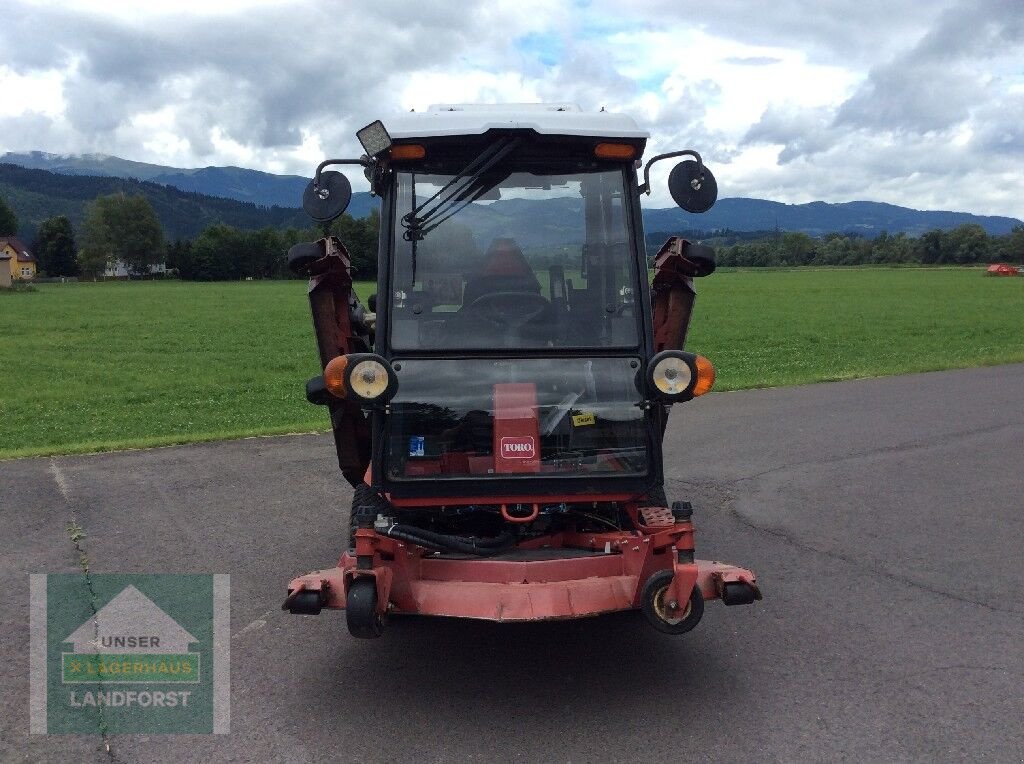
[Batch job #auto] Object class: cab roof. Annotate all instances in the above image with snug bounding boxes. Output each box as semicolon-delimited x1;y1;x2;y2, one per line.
383;104;649;144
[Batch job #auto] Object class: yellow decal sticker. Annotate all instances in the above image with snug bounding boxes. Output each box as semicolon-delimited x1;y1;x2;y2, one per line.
572;412;596;427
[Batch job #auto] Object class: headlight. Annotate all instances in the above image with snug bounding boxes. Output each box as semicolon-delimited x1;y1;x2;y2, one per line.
349;358;390;400
651;355;692;396
322;353;398;404
646;350;715;402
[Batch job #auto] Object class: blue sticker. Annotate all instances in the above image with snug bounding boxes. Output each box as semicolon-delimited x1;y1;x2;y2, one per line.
409;436;425;457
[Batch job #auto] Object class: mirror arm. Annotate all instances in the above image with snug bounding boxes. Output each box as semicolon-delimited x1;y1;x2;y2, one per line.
639;149;704;195
314;157;372;188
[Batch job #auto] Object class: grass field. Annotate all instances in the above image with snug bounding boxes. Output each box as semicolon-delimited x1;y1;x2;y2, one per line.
1;269;1022;459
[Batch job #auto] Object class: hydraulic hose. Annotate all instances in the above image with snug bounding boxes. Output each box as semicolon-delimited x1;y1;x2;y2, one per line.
381;524;516;557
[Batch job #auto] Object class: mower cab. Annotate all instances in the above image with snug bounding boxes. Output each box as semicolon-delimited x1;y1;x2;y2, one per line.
284;104;759;637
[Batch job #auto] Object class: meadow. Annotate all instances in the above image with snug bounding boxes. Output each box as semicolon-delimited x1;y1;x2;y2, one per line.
1;269;1021;459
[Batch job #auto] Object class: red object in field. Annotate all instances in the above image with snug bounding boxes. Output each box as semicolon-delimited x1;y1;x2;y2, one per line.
986;263;1020;276
493;383;540;473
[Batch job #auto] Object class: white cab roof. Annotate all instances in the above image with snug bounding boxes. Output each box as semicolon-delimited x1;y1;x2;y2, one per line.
383;104;649;141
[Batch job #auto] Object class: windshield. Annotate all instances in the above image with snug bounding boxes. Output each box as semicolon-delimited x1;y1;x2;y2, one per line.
389;168;640;350
385;358;649;481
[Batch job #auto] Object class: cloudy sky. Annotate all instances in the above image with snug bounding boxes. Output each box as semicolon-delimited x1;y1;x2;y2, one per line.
1;0;1022;216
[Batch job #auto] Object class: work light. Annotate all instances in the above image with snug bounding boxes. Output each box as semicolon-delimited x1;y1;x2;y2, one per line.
356;120;393;157
646;350;715;402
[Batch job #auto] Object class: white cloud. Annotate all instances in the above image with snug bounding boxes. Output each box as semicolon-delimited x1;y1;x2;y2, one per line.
0;0;1021;219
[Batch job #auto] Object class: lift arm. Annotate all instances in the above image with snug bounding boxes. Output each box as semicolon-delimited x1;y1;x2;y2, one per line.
304;237;372;486
651;236;715;353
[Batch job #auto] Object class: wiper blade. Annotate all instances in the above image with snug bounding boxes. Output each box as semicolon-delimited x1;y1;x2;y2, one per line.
402;137;520;241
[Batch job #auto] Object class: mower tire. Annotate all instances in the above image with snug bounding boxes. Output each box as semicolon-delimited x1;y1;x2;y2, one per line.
641;569;704;635
287;590;323;615
346;578;384;639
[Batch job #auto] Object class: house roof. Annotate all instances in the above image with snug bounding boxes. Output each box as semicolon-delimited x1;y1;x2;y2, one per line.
0;237;35;262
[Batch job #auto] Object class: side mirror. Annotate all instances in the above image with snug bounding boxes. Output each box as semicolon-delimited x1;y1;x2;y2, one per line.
302;170;352;222
668;160;717;213
367;293;377;312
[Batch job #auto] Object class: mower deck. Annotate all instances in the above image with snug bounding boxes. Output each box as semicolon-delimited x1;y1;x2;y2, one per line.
285;525;760;624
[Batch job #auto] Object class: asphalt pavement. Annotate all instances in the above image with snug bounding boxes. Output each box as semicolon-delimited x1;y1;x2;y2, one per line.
2;364;1022;762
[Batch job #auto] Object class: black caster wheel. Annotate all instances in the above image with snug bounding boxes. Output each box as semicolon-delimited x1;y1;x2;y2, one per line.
346;578;384;639
288;590;323;615
722;581;757;606
641;569;704;634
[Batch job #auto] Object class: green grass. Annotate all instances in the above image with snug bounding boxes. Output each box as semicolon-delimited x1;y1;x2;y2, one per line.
1;270;1021;459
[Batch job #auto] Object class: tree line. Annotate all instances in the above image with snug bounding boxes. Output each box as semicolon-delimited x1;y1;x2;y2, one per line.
708;225;1024;268
4;191;1022;281
0;192;380;280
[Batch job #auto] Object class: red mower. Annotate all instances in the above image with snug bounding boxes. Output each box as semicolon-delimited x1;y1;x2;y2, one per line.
283;104;760;637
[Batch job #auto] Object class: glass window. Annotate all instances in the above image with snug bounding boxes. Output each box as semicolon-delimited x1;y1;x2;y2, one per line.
385;357;649;481
389;169;639;350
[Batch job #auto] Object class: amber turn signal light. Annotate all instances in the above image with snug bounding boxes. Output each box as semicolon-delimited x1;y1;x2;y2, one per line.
389;144;426;160
595;142;637;160
323;355;350;398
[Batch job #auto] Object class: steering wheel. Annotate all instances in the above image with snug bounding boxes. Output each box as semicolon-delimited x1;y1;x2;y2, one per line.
461;292;551;329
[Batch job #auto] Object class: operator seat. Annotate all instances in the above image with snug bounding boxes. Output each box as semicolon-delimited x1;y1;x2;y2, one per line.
442;237;552;347
462;237;542;304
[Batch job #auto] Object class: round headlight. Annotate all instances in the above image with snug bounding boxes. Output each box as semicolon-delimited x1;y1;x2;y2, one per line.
320;353;398;404
343;353;398;404
349;358;390;400
651;355;693;396
646;350;715;402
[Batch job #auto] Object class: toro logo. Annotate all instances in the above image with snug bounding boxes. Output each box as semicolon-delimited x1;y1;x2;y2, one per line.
500;437;536;459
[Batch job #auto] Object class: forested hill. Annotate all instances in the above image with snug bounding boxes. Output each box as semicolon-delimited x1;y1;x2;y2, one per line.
3;160;1021;243
645;198;1022;238
0;163;311;240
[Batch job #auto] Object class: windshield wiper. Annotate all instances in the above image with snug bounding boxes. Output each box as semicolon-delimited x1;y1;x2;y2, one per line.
402;137;521;242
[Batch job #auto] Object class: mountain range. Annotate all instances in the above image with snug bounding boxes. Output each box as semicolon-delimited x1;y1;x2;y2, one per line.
2;151;1021;241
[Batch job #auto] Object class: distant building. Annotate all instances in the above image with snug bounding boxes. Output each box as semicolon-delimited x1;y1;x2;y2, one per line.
104;260;167;279
0;236;37;281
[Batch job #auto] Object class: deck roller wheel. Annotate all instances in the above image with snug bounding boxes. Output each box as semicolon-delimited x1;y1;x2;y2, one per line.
288;590;323;615
641;569;704;635
346;578;384;639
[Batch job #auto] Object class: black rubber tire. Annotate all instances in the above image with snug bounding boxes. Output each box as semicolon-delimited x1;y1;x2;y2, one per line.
346;578;384;639
722;581;757;606
349;483;388;548
287;242;322;275
641;569;704;634
288;591;322;615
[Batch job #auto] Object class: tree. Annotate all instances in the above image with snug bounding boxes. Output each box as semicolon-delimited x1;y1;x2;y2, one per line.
945;223;990;264
0;195;17;236
330;210;380;279
78;194;165;277
32;216;79;276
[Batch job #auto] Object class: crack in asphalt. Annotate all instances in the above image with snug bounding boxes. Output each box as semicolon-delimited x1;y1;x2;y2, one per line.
664;475;1024;618
50;459;126;764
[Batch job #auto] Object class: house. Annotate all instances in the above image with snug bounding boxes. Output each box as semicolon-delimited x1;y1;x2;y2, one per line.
104;260;167;279
0;236;36;281
985;263;1019;277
